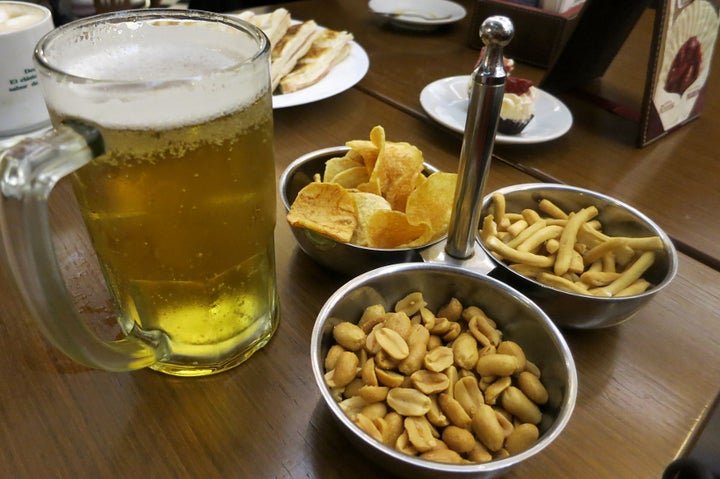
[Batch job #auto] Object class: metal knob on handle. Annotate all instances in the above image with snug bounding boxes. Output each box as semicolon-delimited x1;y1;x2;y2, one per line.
445;16;513;259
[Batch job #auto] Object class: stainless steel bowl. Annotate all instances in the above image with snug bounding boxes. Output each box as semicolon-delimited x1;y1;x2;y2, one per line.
311;262;577;479
279;146;443;276
478;183;679;329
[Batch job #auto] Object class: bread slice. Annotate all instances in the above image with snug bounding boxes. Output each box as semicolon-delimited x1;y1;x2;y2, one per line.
270;20;320;91
279;29;353;94
236;8;291;49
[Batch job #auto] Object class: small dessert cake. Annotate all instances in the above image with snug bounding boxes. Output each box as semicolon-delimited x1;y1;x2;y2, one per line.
498;76;537;135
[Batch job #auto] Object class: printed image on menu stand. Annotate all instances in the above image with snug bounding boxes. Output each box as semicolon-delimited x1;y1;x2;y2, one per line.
639;0;720;145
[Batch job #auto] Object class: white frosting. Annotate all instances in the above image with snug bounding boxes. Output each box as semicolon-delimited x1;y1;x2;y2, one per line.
500;86;537;122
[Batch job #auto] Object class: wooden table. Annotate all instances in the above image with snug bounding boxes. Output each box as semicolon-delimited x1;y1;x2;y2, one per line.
1;2;719;478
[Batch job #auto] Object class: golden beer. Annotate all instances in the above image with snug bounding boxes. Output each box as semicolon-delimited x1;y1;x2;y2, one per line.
64;96;278;376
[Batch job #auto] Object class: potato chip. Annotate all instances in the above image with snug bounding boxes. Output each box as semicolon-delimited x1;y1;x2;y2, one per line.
331;166;369;189
406;172;457;238
350;191;392;246
367;210;430;249
323;150;365;183
357;178;381;196
287;182;358;243
345;139;379;174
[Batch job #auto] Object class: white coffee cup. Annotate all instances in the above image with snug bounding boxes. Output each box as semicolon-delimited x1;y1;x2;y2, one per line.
0;1;53;137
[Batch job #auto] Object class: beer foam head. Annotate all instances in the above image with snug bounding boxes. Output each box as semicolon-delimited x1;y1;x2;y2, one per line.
0;2;46;33
37;15;270;130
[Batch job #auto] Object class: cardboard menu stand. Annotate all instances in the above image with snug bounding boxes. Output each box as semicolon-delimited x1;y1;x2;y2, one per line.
540;0;720;147
639;0;720;146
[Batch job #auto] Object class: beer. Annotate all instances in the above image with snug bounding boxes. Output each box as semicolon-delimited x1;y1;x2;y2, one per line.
38;14;279;375
66;97;278;376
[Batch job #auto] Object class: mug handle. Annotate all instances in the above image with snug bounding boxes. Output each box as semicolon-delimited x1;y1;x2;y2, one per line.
0;123;157;371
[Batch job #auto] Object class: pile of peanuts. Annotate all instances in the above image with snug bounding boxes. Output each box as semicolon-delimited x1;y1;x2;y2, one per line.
323;292;550;465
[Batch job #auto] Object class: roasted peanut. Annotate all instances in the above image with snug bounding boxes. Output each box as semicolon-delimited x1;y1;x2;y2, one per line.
411;370;450;395
375;327;410;360
325;344;345;371
375;367;404;388
427;334;443;351
427;394;450;428
471;404;505;452
381;412;404;446
384;311;413;340
333;322;366;351
364;325;382;355
419;307;436;330
442;425;475;454
437;297;463;322
358;385;389;403
354;413;383;442
443;321;462;341
452;333;479;370
468;440;493;463
395;431;418;456
326;351;359;387
395;292;427;317
386;387;431;416
454;376;484;417
424;346;454;372
339;396;367;418
484;376;512;406
344;377;364;398
501;386;542;424
517;371;549;405
429;317;453;336
361;357;378;386
438;392;472;429
476;354;518;378
374;349;398;370
398;323;429;375
357;304;386;333
468;314;501;346
419;448;465;464
361;401;388;420
505;423;539;455
497;340;526;373
404;416;437;452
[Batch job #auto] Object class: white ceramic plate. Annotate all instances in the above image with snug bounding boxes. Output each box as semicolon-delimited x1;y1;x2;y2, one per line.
273;41;369;109
368;0;466;29
420;75;573;144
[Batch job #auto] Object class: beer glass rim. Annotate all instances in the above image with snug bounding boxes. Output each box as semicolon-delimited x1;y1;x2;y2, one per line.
33;8;270;85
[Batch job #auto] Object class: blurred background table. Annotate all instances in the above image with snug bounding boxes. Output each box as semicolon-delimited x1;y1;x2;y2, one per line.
1;1;719;478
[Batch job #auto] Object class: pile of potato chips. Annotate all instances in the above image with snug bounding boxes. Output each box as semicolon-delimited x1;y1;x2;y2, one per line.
287;126;457;249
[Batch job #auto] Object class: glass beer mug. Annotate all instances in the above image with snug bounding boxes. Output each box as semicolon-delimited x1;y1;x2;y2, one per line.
0;10;280;376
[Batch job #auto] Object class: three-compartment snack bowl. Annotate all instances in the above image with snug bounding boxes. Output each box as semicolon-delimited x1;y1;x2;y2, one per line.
281;149;677;476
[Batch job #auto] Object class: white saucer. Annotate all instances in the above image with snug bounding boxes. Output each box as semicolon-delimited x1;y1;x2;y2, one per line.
420;75;573;144
369;0;466;30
